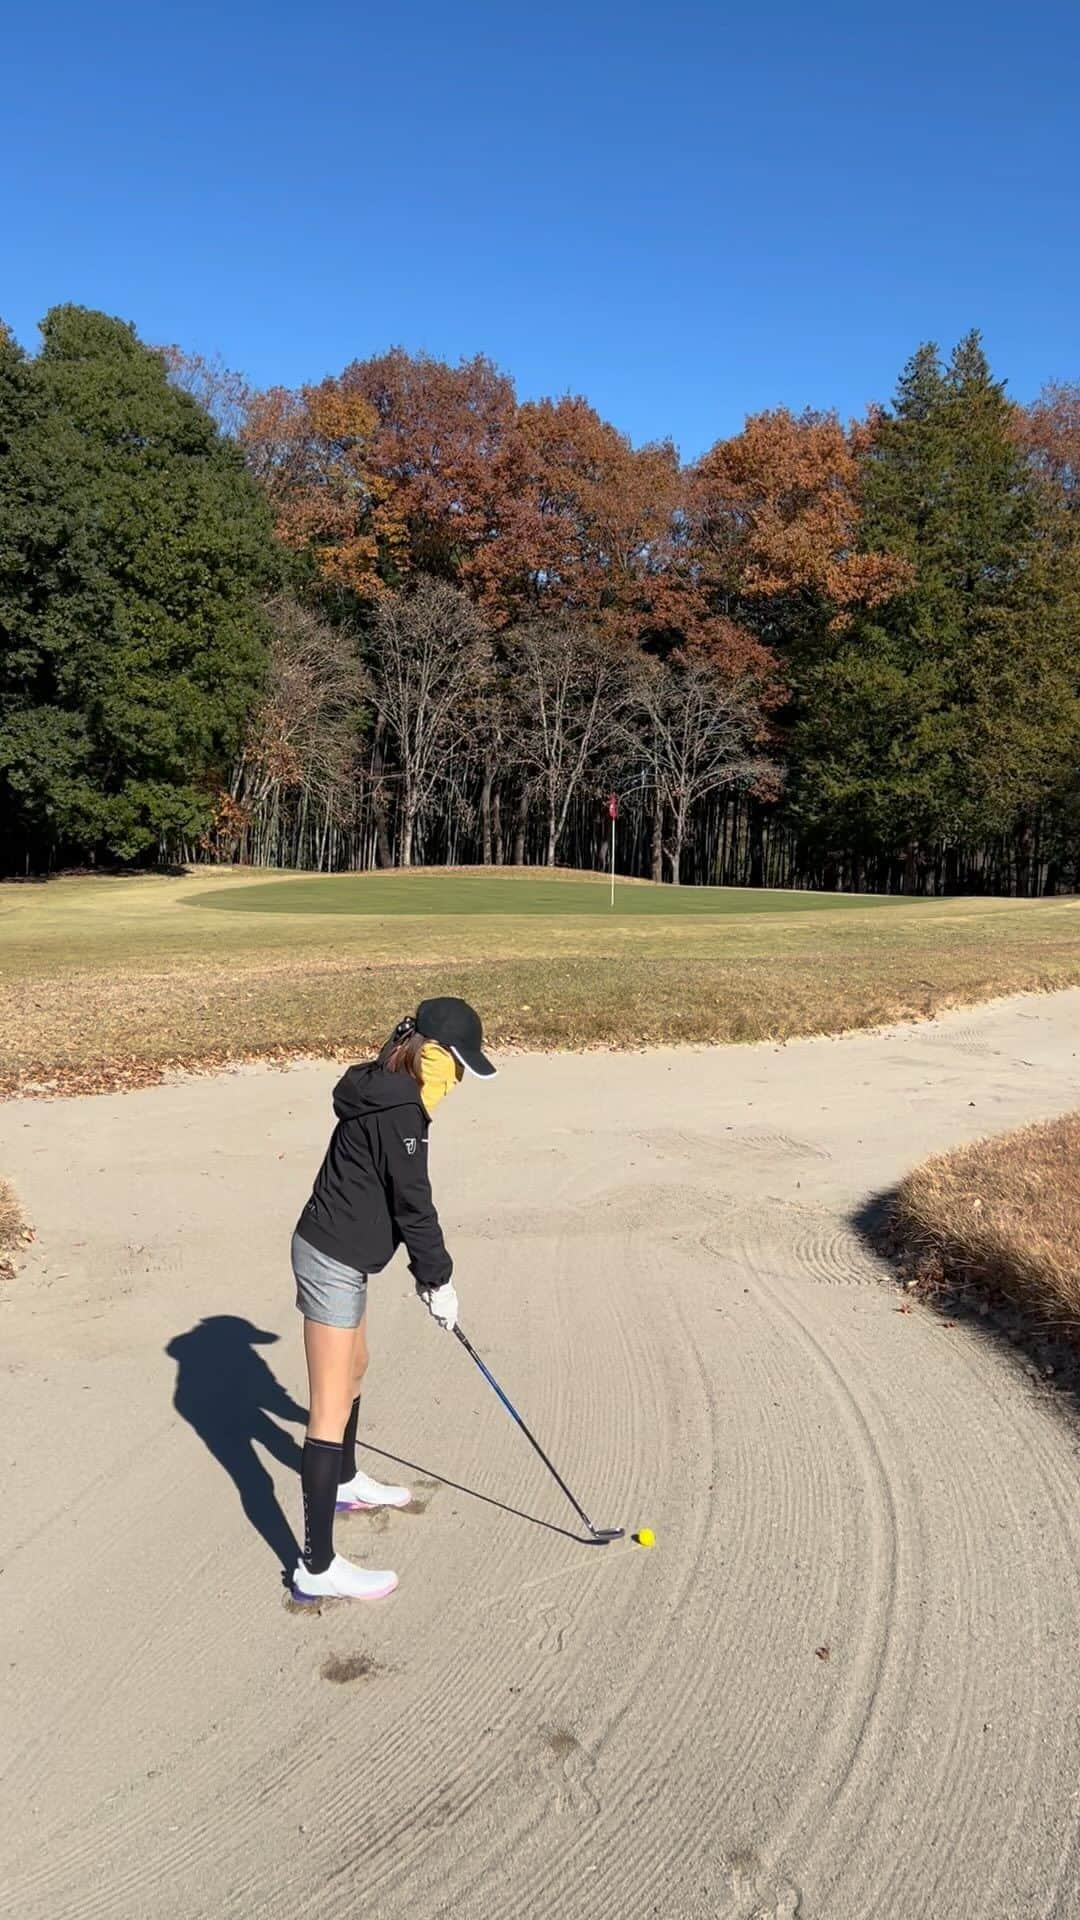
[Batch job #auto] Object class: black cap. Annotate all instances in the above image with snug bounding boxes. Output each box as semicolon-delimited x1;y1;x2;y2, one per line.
415;997;496;1079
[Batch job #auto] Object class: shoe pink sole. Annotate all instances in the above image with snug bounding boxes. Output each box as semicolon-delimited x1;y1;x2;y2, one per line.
292;1574;399;1603
336;1495;412;1512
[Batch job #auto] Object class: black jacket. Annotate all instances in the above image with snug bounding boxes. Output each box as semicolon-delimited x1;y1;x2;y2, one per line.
295;1064;452;1290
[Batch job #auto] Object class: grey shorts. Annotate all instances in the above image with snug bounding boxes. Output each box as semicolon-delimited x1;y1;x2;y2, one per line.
292;1231;368;1329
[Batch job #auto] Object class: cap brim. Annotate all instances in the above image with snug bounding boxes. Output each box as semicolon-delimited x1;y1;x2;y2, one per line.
450;1045;497;1079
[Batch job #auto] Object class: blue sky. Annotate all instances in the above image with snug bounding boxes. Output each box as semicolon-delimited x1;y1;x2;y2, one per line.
5;0;1077;458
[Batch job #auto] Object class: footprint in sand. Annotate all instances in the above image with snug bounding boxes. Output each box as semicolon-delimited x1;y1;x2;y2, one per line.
320;1652;379;1684
544;1729;600;1820
727;1846;802;1919
537;1604;572;1654
750;1881;802;1919
340;1505;391;1533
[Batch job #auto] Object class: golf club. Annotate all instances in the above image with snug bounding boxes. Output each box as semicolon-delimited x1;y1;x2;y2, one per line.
453;1324;624;1545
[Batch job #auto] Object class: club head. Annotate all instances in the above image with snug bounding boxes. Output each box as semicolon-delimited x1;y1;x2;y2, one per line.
587;1527;625;1546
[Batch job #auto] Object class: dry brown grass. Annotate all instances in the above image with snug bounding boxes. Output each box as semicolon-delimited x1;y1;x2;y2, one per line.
892;1114;1080;1334
2;869;1079;1097
0;1178;30;1278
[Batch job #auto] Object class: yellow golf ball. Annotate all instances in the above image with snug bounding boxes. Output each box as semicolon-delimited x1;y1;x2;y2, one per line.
635;1528;655;1548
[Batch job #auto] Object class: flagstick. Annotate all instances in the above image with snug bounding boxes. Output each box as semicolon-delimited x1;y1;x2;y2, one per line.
610;813;616;908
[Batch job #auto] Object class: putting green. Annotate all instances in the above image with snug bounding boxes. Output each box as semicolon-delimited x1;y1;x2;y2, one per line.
188;873;907;918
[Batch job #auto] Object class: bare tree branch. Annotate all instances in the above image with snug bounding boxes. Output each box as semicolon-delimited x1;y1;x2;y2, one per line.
507;621;628;865
624;656;778;883
370;581;491;866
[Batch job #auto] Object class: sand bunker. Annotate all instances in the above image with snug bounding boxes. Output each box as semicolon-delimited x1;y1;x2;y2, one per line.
2;991;1079;1918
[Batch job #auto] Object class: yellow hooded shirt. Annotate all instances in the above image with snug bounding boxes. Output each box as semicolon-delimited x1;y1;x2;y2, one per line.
419;1042;457;1117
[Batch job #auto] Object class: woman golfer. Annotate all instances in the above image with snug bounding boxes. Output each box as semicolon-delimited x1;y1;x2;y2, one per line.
291;996;495;1601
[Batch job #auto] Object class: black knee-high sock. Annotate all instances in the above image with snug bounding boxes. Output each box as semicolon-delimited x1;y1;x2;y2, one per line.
339;1395;361;1486
301;1438;342;1574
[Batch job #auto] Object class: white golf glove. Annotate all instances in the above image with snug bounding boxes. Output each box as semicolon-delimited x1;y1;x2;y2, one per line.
418;1281;459;1332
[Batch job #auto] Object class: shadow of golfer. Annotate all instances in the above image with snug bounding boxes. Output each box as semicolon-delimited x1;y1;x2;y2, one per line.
165;1316;306;1573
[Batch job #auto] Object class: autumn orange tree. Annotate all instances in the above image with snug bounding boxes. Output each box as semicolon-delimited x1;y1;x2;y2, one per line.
341;349;520;608
1022;382;1080;503
241;379;404;605
506;397;684;634
691;407;908;644
673;408;905;883
140;329;1080;894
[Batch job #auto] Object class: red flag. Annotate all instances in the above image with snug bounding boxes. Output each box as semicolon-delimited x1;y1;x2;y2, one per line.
606;793;619;820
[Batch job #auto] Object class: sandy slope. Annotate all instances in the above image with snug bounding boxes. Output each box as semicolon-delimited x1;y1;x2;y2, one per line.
1;992;1079;1920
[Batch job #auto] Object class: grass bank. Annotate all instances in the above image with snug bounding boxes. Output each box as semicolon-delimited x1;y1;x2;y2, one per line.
0;1178;30;1278
2;867;1079;1096
891;1114;1080;1335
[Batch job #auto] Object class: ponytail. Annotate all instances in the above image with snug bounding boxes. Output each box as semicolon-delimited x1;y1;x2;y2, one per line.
379;1013;424;1084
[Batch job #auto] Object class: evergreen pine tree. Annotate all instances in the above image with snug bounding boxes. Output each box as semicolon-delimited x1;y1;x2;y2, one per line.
0;306;277;865
792;333;1080;889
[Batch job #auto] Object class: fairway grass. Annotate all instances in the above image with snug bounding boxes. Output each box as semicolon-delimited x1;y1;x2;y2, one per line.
190;871;908;918
3;866;1079;1095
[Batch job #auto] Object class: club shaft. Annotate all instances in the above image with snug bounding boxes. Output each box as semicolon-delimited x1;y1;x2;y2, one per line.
454;1325;598;1534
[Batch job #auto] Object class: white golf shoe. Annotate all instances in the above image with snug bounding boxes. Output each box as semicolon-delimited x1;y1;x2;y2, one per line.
292;1553;398;1602
336;1468;412;1511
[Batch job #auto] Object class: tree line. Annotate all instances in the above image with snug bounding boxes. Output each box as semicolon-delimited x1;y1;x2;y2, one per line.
2;304;1078;892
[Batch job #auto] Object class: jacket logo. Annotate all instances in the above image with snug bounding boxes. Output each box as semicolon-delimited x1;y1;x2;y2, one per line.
404;1137;417;1156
